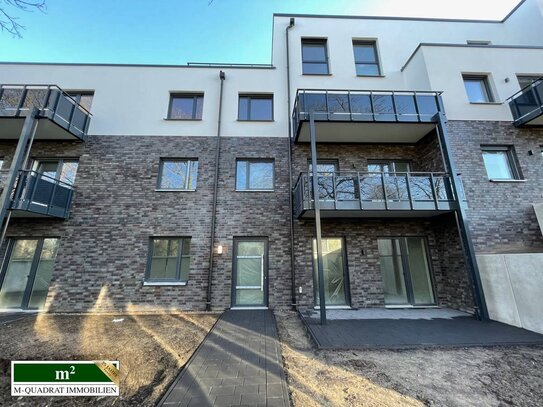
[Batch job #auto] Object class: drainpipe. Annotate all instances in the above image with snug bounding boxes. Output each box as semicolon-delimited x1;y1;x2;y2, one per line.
206;70;226;311
285;17;297;309
0;107;40;251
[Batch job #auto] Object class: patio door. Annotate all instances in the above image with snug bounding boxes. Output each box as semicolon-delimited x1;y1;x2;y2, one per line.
377;237;435;306
232;238;268;307
312;238;349;306
0;238;59;310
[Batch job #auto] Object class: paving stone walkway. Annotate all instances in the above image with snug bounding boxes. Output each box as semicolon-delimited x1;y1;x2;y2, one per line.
159;310;290;407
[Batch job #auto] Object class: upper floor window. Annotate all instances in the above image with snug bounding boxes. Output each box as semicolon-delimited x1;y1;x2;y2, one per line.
302;39;329;75
168;93;204;120
67;92;94;112
146;237;191;283
236;159;274;191
158;159;198;190
463;75;494;103
517;75;542;90
367;160;411;173
353;41;381;76
481;146;521;180
238;95;273;121
32;159;79;186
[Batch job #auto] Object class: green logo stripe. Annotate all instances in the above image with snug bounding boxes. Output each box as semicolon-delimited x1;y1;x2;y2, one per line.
14;363;113;383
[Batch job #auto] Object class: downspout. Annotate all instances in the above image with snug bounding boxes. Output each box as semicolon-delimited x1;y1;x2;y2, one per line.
286;17;297;309
206;70;226;311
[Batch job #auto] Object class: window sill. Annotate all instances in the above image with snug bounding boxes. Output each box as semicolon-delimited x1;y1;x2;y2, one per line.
468;102;502;105
155;189;197;192
163;118;202;121
237;119;274;122
235;189;275;192
143;281;187;286
356;74;385;78
489;179;527;183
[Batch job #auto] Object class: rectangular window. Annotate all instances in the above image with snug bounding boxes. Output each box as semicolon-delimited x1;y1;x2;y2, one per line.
67;92;94;112
302;39;329;75
517;75;542;90
158;159;198;190
353;41;380;76
168;94;204;120
146;238;191;282
238;95;273;121
32;159;79;186
481;146;520;180
236;159;274;191
463;75;494;103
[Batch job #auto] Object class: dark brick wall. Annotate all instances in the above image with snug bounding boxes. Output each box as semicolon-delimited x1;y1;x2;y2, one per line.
0;135;291;312
447;121;543;253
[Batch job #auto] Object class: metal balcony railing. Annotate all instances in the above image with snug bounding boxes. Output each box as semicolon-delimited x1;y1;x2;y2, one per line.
292;89;444;138
507;77;543;127
293;171;463;217
10;170;75;219
0;84;92;140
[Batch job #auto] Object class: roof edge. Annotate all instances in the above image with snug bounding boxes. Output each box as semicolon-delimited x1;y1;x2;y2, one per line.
0;61;275;69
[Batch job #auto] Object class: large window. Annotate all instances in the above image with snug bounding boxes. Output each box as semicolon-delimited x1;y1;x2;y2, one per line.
463;75;494;103
481;146;521;180
67;92;94;112
238;95;273;121
236;159;274;191
312;238;349;306
302;39;329;75
33;159;79;186
146;238;191;283
353;41;381;76
168;94;204;120
158;159;198;190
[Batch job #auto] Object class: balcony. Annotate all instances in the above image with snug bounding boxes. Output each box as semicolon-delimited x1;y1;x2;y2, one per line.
293;171;462;219
292;89;443;143
9;170;75;219
0;84;91;141
508;78;543;127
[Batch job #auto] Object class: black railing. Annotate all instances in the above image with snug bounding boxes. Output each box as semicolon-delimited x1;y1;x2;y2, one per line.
0;84;92;140
507;77;543;127
293;171;463;217
10;170;75;219
292;89;443;138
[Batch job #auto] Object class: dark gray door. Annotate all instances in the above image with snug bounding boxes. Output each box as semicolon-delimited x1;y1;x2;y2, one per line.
232;238;268;307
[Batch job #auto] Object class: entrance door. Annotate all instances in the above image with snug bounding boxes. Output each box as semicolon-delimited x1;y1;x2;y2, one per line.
312;238;349;306
232;238;268;307
377;237;435;306
0;238;59;310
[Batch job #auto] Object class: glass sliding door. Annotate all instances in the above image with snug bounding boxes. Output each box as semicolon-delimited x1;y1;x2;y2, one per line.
378;237;435;306
232;238;268;307
312;238;349;306
0;238;59;310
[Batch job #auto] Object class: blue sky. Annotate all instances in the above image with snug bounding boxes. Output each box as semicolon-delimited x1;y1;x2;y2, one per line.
0;0;521;65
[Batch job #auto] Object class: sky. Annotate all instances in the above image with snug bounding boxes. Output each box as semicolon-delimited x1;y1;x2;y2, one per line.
0;0;522;65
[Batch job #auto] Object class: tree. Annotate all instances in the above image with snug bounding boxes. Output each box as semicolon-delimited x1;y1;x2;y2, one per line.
0;0;46;38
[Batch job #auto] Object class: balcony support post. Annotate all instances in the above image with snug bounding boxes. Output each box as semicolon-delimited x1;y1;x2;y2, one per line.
309;112;327;325
0;107;39;250
434;112;489;321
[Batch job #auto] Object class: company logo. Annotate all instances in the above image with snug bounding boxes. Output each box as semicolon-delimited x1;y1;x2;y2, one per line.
11;361;120;397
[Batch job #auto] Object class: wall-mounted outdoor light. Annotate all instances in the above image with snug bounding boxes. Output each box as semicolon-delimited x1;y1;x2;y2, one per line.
217;244;223;255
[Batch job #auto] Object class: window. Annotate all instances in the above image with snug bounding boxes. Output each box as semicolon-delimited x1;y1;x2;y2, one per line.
67;92;94;112
158;159;198;190
463;75;494;103
238;95;273;121
236;159;274;191
168;94;204;120
367;160;411;173
481;146;520;180
517;75;542;90
302;39;329;75
32;159;79;186
146;238;191;282
0;157;4;170
353;41;381;76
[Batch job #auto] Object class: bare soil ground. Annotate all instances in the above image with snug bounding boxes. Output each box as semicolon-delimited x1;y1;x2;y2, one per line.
0;313;218;406
275;310;543;407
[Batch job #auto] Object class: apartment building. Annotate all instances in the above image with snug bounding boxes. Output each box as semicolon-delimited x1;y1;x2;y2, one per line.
0;0;541;328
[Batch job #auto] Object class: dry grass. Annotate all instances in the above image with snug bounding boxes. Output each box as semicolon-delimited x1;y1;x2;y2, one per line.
0;312;218;406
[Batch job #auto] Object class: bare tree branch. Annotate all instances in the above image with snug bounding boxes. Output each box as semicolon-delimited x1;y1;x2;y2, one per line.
0;0;46;38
